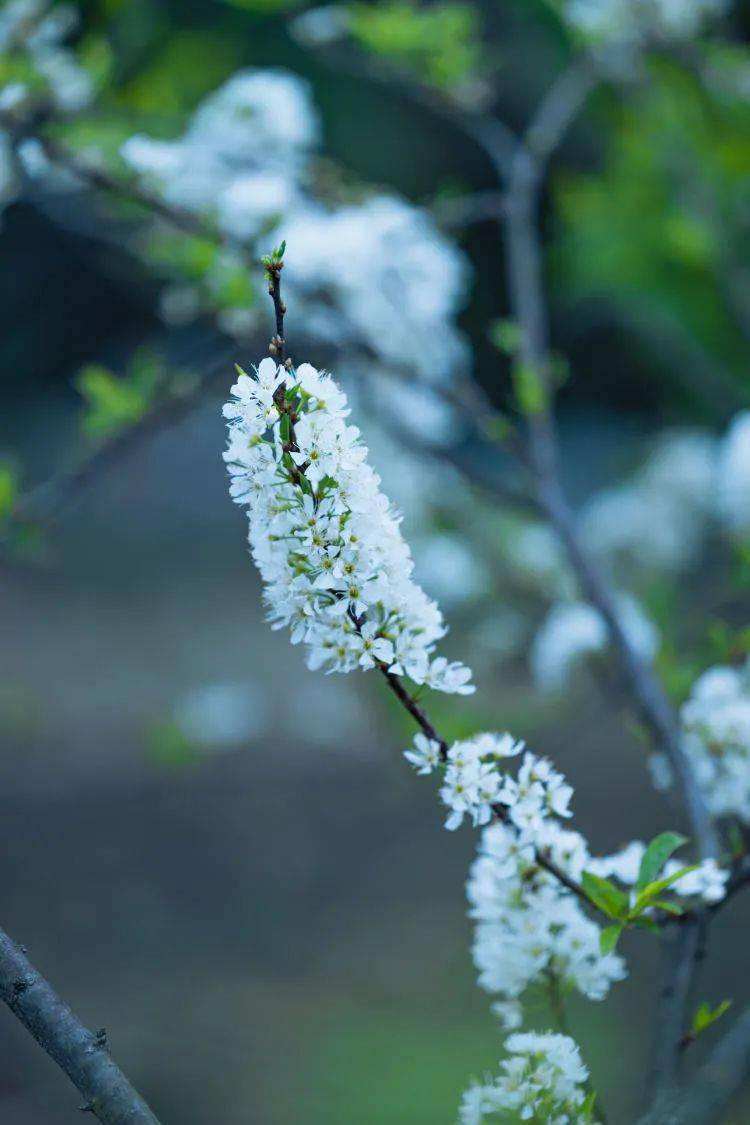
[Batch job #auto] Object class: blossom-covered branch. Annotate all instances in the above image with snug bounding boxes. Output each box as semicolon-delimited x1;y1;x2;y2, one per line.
223;260;731;1121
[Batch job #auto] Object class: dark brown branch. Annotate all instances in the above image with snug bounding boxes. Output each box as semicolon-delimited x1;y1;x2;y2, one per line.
0;925;160;1124
266;262;287;364
377;665;594;912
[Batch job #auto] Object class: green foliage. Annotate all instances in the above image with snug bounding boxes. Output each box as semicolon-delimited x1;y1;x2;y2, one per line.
690;999;732;1039
146;721;200;768
512;361;548;415
144;232;219;280
585;832;697;952
347;1;481;91
599;924;624;956
636;832;688;891
115;30;243;115
262;240;287;286
223;0;304;10
0;463;18;525
489;318;523;356
581;872;629;921
553;58;750;399
76;350;165;442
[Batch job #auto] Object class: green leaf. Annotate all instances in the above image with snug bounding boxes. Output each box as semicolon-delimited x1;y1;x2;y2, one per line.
599;924;623;955
637;831;689;891
488;318;523;356
632;865;700;916
348;1;482;91
76;365;148;441
691;999;732;1037
581;1090;598;1122
581;871;630;920
513;362;547;416
0;464;18;523
648;898;684;916
279;413;291;443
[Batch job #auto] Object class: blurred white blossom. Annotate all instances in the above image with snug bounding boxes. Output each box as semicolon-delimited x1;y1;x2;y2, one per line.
716;410;750;537
678;658;750;822
530;596;658;690
561;0;729;43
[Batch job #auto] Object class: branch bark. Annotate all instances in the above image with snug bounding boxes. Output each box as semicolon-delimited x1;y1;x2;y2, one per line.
494;62;719;860
640;916;707;1123
0;925;160;1124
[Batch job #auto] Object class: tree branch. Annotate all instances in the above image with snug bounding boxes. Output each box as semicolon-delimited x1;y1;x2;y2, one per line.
496;62;719;859
655;1006;750;1124
6;346;238;540
0;925;160;1124
640;916;707;1123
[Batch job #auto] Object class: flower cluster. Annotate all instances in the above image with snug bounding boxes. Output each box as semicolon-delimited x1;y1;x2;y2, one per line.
560;0;729;44
467;795;627;1011
123;69;469;383
223;358;474;693
459;1032;596;1124
669;658;750;823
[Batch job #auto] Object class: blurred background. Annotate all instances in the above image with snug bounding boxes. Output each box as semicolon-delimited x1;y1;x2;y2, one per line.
2;0;750;1121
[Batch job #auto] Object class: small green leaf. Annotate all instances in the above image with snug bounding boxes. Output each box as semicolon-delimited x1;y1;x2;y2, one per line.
0;464;18;523
633;864;700;914
582;871;630;920
489;318;523;355
279;413;291;443
599;924;623;955
513;362;547;416
648;898;684;916
581;1090;598;1122
691;999;732;1037
637;831;689;891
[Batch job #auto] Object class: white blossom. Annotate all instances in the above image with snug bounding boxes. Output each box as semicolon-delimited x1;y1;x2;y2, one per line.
579;431;717;575
223;358;474;695
561;0;729;44
404;732;442;776
459;1032;596;1123
531;596;658;690
677;657;750;822
123;70;469;385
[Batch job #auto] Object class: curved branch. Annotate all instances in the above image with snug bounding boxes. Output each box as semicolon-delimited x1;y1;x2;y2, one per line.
0;925;160;1124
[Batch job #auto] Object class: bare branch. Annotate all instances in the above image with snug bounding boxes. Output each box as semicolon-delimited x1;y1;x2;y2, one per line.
0;925;160;1124
7;346;238;537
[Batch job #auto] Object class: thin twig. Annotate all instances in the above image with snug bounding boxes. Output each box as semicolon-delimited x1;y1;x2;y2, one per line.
7;347;238;536
0;925;160;1124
